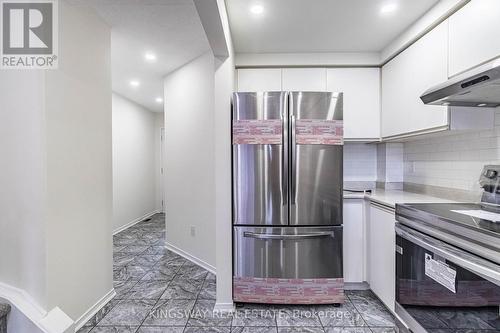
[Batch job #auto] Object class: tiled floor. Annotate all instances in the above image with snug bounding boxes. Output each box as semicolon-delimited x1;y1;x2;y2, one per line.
79;213;399;333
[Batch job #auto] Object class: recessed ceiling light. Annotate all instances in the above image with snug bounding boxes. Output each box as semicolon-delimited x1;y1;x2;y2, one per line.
380;3;398;15
477;103;487;107
155;97;163;103
129;80;140;87
145;52;157;62
250;4;264;15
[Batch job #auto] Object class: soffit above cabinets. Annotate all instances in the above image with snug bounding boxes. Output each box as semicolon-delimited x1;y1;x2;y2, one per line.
226;0;440;54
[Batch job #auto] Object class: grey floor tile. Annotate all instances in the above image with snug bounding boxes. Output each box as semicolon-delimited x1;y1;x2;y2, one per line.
126;280;169;300
113;253;136;267
136;327;184;333
199;280;216;300
231;327;277;333
132;255;163;267
160;278;204;300
317;301;366;327
82;300;119;327
232;305;277;327
324;328;372;333
142;299;196;326
89;327;137;333
348;293;396;327
141;264;179;281
184;327;231;333
278;327;325;333
121;264;150;281
120;245;149;254
176;264;209;279
187;299;232;327
98;299;155;326
144;245;169;255
369;328;398;333
275;306;322;327
113;280;138;299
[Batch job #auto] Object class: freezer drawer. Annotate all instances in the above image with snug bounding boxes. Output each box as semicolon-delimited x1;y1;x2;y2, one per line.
233;226;343;279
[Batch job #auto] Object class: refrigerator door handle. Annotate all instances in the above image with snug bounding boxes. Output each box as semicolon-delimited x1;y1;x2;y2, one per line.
282;98;288;207
290;114;297;205
243;231;334;240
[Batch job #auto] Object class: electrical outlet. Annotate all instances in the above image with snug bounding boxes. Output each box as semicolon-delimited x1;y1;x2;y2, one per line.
190;226;196;237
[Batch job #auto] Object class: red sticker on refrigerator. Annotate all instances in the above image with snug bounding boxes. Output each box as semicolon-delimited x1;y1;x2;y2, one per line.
295;119;344;145
233;119;283;144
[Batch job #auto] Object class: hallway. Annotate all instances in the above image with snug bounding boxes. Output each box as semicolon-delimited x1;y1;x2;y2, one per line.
78;213;398;333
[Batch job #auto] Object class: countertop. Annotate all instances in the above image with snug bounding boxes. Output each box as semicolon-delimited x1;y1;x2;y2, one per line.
344;189;455;209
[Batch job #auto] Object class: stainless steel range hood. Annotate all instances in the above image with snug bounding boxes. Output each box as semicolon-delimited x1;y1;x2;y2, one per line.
421;58;500;108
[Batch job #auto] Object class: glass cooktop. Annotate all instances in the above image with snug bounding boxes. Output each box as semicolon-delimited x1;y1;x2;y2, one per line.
397;203;500;236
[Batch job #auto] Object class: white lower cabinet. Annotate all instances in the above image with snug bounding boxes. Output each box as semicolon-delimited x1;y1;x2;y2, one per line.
367;202;396;312
343;199;366;283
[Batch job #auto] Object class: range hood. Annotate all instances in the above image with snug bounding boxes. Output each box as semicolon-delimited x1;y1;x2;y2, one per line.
421;58;500;108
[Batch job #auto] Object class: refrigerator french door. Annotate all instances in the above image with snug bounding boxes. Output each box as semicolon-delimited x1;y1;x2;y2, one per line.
232;91;344;305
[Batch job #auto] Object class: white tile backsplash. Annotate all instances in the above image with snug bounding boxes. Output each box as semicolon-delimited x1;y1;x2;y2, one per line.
344;143;377;182
404;110;500;192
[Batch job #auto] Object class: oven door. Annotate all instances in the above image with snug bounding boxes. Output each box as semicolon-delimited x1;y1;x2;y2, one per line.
395;224;500;333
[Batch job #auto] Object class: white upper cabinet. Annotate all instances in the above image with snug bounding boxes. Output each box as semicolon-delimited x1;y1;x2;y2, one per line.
381;21;449;138
449;0;500;77
282;68;327;91
237;68;282;92
327;68;380;140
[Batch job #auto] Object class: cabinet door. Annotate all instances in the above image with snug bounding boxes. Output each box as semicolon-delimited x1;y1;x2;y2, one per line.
381;21;448;138
449;0;500;76
237;69;282;92
327;68;380;139
343;199;366;283
282;68;327;92
368;204;395;311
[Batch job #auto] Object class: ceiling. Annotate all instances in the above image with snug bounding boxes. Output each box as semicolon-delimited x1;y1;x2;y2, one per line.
71;0;211;112
226;0;440;53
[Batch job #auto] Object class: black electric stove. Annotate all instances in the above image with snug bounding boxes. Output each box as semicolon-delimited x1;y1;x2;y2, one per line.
396;202;500;265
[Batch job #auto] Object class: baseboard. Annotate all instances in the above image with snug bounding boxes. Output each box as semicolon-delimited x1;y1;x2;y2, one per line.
213;302;235;313
73;288;116;331
0;281;73;333
164;241;216;275
113;210;160;235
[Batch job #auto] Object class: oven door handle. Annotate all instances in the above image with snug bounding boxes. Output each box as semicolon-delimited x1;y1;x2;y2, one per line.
243;231;334;240
396;224;500;286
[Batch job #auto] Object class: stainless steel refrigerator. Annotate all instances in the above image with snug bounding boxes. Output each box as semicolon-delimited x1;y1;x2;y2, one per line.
232;91;344;305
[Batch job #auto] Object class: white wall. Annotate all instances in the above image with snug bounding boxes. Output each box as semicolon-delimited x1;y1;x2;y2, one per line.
404;109;500;192
164;51;217;269
213;0;235;311
0;72;48;311
112;93;160;232
0;0;113;326
45;1;113;320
